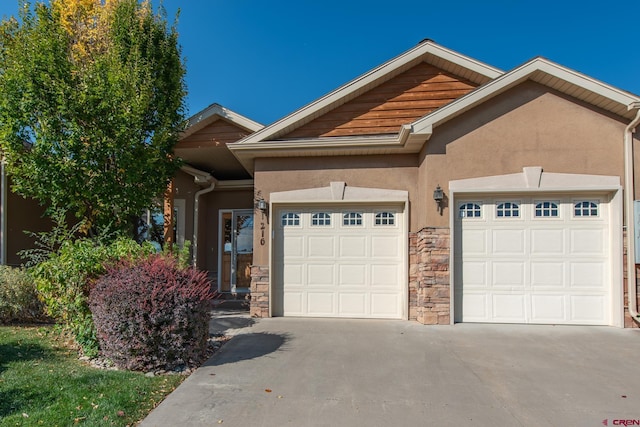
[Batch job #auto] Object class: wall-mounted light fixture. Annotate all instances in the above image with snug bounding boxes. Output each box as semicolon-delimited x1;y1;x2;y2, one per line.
257;198;267;213
433;185;445;216
433;185;444;204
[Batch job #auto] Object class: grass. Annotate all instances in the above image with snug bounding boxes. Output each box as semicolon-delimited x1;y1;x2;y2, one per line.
0;325;185;426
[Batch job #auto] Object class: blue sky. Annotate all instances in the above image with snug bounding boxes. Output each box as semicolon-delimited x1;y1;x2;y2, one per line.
1;1;639;125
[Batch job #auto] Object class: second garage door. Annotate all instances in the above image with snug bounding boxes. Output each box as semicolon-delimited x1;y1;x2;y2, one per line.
273;205;405;319
454;194;612;325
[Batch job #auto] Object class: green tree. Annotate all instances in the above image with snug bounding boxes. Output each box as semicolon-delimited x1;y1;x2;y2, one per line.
0;0;186;237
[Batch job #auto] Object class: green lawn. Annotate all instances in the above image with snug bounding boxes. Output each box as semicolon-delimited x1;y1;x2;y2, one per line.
0;326;185;426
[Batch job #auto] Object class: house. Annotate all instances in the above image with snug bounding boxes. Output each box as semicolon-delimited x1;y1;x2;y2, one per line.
167;103;263;294
0;166;53;266
176;40;640;327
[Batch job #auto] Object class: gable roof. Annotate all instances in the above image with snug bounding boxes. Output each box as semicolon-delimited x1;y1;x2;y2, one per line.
228;42;640;175
233;40;502;144
411;56;640;137
228;40;502;172
177;103;263;179
181;103;263;139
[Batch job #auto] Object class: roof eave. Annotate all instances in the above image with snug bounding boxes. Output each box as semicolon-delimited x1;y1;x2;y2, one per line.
228;126;428;176
412;58;640;135
180;103;264;140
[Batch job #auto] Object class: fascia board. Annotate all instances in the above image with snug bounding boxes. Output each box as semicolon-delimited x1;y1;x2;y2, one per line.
181;103;264;139
228;128;432;154
216;179;254;190
412;58;640;135
533;59;640;105
236;41;503;146
228;134;428;177
424;42;503;79
231;136;399;151
180;164;216;185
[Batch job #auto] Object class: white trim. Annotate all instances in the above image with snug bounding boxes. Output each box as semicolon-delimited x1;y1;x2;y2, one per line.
181;103;263;139
174;199;186;248
449;168;623;327
217;209;254;294
228;128;428;174
181;164;215;186
270;182;409;204
216;179;254;190
413;58;640;135
217;209;228;294
449;167;620;193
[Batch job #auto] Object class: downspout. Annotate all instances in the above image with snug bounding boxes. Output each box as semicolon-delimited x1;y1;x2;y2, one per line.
192;180;216;268
1;157;6;265
624;102;640;324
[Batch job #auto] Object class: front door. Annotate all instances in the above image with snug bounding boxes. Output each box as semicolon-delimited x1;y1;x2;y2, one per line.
220;210;254;293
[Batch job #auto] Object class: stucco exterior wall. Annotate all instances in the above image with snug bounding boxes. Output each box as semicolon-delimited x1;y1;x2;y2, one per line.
418;81;629;229
252;154;418;266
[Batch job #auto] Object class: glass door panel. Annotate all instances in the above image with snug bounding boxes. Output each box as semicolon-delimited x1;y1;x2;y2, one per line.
219;210;253;293
233;213;253;292
220;213;232;292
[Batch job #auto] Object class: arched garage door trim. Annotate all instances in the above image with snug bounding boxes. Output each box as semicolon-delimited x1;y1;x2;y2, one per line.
449;167;623;327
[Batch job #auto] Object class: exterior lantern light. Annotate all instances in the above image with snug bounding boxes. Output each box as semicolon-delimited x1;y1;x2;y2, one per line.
433;185;444;204
257;198;267;213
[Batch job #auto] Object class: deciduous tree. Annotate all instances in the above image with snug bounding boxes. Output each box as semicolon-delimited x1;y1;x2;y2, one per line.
0;0;186;237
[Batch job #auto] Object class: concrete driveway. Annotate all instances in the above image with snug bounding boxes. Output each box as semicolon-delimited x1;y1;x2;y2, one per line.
140;313;640;427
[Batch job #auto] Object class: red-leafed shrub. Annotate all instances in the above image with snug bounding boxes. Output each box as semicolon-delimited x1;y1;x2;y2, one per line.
89;255;214;371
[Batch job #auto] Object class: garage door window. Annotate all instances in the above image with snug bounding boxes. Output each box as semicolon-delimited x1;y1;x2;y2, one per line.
281;212;300;226
534;201;559;218
375;212;395;226
311;212;332;226
496;202;520;218
574;201;599;217
343;212;363;226
459;203;482;218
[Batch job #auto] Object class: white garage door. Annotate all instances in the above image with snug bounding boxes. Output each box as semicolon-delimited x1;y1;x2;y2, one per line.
273;205;405;319
454;194;611;325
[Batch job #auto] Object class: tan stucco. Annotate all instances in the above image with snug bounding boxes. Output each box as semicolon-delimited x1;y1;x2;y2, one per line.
252;154;418;265
418;81;630;228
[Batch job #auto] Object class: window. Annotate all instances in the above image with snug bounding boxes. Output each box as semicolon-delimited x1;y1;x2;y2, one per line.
281;212;300;226
312;212;331;226
343;212;363;226
574;201;598;217
535;202;559;218
496;202;520;218
138;200;185;250
375;212;395;226
459;203;481;218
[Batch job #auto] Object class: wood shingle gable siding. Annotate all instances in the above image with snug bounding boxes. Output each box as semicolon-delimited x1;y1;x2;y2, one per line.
177;118;252;149
281;62;478;139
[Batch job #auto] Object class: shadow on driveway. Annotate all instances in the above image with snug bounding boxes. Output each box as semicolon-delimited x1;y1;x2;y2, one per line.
205;332;289;366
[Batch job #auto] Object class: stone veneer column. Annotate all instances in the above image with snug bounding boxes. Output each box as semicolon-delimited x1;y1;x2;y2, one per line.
250;265;270;318
409;227;450;325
